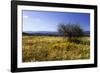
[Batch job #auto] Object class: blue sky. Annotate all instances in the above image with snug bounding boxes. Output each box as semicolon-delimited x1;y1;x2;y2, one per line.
22;10;90;32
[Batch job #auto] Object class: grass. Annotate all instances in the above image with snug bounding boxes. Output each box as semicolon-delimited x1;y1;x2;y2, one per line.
22;35;90;62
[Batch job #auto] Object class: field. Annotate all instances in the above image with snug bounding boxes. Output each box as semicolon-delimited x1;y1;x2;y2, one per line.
22;35;90;62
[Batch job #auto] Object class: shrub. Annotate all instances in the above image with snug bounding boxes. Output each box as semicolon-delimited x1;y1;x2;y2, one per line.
58;23;84;43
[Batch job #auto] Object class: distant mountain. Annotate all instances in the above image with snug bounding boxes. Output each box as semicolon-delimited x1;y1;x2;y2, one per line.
85;31;90;35
23;31;90;36
23;31;63;36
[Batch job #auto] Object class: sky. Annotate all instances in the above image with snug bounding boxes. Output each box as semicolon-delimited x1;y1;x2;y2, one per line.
22;10;90;32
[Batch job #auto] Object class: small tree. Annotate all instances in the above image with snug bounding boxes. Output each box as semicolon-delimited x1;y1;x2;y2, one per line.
58;23;84;43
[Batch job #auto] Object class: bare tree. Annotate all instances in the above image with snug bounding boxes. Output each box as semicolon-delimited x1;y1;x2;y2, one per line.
58;23;84;43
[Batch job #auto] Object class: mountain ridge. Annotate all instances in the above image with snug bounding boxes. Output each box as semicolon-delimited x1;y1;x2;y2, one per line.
23;31;90;36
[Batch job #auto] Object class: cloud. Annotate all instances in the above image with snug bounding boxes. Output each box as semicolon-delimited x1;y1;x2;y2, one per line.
23;15;28;18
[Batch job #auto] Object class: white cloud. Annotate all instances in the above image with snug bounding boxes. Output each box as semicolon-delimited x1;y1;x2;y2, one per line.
23;15;28;18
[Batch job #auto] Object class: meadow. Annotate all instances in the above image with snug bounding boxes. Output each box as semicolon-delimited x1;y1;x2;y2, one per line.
22;35;90;62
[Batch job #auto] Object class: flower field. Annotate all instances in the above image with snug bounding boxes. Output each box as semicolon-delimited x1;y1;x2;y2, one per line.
22;36;90;62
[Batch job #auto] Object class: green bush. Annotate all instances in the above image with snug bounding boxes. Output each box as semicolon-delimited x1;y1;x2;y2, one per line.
58;23;84;43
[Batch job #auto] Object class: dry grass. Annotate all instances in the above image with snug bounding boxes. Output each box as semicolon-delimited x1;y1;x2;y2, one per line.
22;36;90;62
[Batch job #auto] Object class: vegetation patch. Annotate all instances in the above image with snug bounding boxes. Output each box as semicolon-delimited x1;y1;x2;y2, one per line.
22;36;90;62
